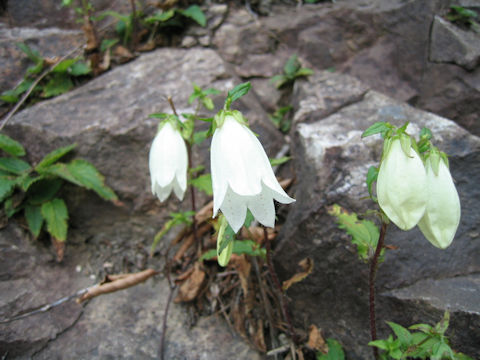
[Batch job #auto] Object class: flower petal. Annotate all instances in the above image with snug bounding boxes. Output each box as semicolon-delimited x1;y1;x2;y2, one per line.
247;186;276;228
377;139;427;230
220;187;247;233
418;158;461;249
153;181;173;202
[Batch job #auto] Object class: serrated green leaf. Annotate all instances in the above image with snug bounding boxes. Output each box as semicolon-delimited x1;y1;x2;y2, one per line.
41;198;68;242
0;134;26;157
69;61;91;76
20;175;42;192
0;176;17;202
190;173;213;196
4;197;22;218
409;323;433;333
317;338;345;360
41;162;82;186
42;74;74;98
226;82;251;108
387;321;412;345
52;59;77;73
270;156;291;167
328;204;381;262
179;5;206;27
66;159;118;201
26;178;63;205
35;144;76;171
362;122;390;138
0;157;31;174
25;204;44;238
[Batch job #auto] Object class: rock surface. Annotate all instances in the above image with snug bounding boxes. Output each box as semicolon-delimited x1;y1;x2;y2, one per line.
276;70;480;359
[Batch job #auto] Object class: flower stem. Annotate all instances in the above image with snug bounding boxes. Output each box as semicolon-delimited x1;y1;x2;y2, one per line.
369;221;388;360
264;227;298;343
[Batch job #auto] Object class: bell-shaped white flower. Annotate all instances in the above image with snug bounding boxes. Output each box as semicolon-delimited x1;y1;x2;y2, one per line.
418;155;461;249
377;137;427;230
210;112;295;233
149;121;188;202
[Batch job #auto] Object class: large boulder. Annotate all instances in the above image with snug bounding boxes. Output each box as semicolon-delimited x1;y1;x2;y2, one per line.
276;70;480;359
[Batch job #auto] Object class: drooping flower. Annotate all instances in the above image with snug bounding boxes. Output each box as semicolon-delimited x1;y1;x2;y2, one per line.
418;153;461;249
376;137;427;230
210;111;295;233
149;120;188;202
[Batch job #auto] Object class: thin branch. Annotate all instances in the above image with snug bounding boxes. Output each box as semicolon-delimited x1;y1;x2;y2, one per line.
369;221;388;360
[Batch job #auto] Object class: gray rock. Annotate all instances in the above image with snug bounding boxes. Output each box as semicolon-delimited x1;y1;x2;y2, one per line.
430;15;480;71
276;70;480;359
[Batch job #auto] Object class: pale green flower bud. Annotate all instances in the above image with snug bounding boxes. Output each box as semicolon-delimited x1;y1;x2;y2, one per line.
418;154;461;249
377;137;427;230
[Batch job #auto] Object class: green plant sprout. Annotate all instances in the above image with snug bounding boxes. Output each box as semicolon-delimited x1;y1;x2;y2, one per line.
0;134;117;260
271;54;314;89
269;105;293;133
61;0;94;23
369;312;473;360
0;43;91;104
330;121;466;359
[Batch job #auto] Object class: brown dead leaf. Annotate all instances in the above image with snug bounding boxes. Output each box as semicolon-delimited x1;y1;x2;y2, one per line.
82;17;99;51
282;257;314;291
113;45;134;63
230;255;251;296
307;325;328;353
174;263;206;303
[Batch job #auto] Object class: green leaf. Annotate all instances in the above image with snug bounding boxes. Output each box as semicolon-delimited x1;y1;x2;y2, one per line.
0;157;31;174
4;197;22;218
270;156;291;167
362;122;391;138
284;54;300;78
42;163;82;186
295;67;314;77
366;166;378;199
144;9;175;24
52;59;77;73
0;134;26;157
318;339;345;360
434;311;450;335
42;74;74;98
26;178;63;205
66;159;118;201
26;60;44;76
69;61;91;76
217;215;235;265
202;97;214;110
0;176;17;202
0;79;34;103
225;82;251;108
41;198;68;242
387;321;412;345
150;211;194;255
25;204;44;238
193;130;209;145
200;239;266;261
179;5;207;27
328;204;381;262
368;340;390;351
20;175;42;192
243;209;255;228
100;38;119;52
190;173;213;196
17;42;43;63
35;144;76;171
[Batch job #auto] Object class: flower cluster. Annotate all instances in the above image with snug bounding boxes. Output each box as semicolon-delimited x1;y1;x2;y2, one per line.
148;92;294;235
376;134;461;249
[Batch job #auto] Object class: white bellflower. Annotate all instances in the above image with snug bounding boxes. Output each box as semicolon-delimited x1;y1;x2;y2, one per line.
210;112;295;233
376;138;427;230
149;121;188;202
418;155;461;249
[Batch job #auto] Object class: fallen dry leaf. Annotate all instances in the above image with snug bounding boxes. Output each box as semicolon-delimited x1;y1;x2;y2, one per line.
174;263;206;303
307;324;328;353
282;257;314;291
